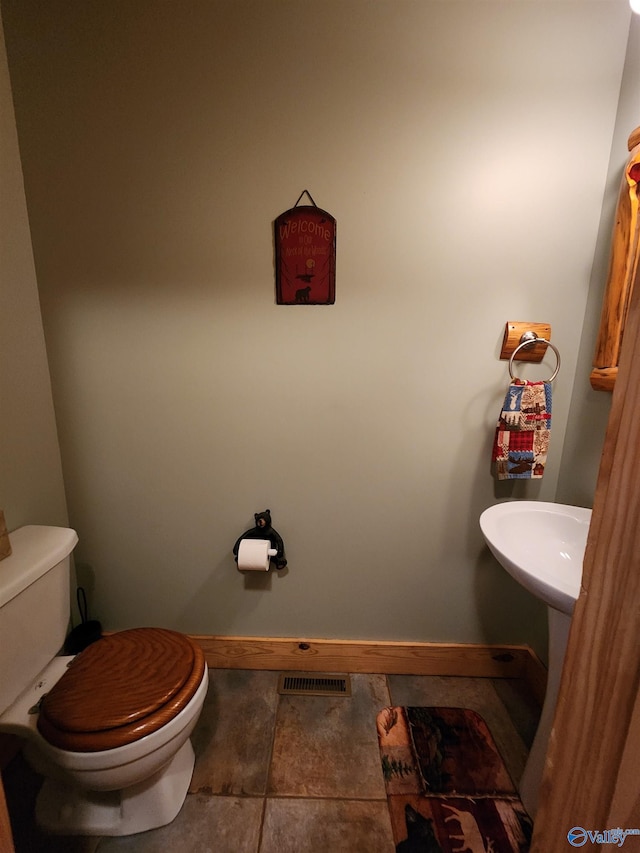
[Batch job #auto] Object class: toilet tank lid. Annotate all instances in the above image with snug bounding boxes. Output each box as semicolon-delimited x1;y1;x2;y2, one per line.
0;525;79;608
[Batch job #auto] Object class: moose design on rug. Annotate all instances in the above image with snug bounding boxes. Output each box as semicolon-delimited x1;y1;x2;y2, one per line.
443;802;497;853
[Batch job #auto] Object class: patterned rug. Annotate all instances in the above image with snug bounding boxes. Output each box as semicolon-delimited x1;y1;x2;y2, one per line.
377;706;532;852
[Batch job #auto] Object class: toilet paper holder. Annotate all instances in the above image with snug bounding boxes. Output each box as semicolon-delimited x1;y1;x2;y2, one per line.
233;509;287;570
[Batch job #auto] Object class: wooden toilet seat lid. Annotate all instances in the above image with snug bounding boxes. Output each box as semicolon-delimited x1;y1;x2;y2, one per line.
37;627;205;752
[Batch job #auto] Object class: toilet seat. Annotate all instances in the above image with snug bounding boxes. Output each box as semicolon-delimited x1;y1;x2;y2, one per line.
37;628;205;752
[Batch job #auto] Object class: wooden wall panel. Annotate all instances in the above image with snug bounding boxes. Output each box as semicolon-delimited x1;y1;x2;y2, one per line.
532;212;640;849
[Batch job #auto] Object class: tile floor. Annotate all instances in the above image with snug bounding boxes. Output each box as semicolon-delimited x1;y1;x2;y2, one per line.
3;670;540;853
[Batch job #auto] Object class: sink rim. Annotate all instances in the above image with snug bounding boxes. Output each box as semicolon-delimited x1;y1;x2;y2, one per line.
479;500;592;615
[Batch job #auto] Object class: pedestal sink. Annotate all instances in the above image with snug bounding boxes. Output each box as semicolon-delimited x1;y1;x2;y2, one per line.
479;500;592;819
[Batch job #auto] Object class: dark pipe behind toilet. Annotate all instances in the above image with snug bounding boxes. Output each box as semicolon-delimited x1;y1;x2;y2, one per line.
64;587;102;654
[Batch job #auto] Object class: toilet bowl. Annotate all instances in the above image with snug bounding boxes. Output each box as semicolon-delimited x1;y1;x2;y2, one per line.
0;526;209;836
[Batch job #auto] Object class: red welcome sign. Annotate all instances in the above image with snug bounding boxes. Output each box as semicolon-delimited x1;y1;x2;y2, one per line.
275;196;336;305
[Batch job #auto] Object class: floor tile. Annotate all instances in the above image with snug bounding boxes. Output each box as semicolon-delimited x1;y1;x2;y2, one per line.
260;797;395;853
96;794;263;853
387;674;530;785
190;669;280;796
3;669;534;852
268;673;390;799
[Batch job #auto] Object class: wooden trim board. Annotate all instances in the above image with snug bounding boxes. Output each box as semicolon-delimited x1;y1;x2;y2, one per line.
51;631;548;704
0;774;14;853
190;635;546;704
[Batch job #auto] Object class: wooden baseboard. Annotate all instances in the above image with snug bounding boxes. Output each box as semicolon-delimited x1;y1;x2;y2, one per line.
190;635;547;704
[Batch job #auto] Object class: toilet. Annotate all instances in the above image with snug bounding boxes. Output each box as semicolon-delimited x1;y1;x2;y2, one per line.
0;525;209;836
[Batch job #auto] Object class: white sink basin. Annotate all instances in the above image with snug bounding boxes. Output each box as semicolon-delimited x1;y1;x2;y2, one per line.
479;500;592;615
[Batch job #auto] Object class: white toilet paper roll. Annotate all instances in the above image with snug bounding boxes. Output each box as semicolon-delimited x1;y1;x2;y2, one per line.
237;539;276;571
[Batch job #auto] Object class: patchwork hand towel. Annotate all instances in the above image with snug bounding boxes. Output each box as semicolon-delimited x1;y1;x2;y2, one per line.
492;379;552;479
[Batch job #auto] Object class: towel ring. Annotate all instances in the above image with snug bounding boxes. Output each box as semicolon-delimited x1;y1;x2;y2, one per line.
509;336;561;382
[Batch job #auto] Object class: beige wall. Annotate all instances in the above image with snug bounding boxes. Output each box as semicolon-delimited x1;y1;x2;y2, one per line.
0;10;67;530
1;1;631;655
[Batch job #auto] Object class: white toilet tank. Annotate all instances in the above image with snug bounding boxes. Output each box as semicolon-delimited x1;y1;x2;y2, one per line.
0;525;78;715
